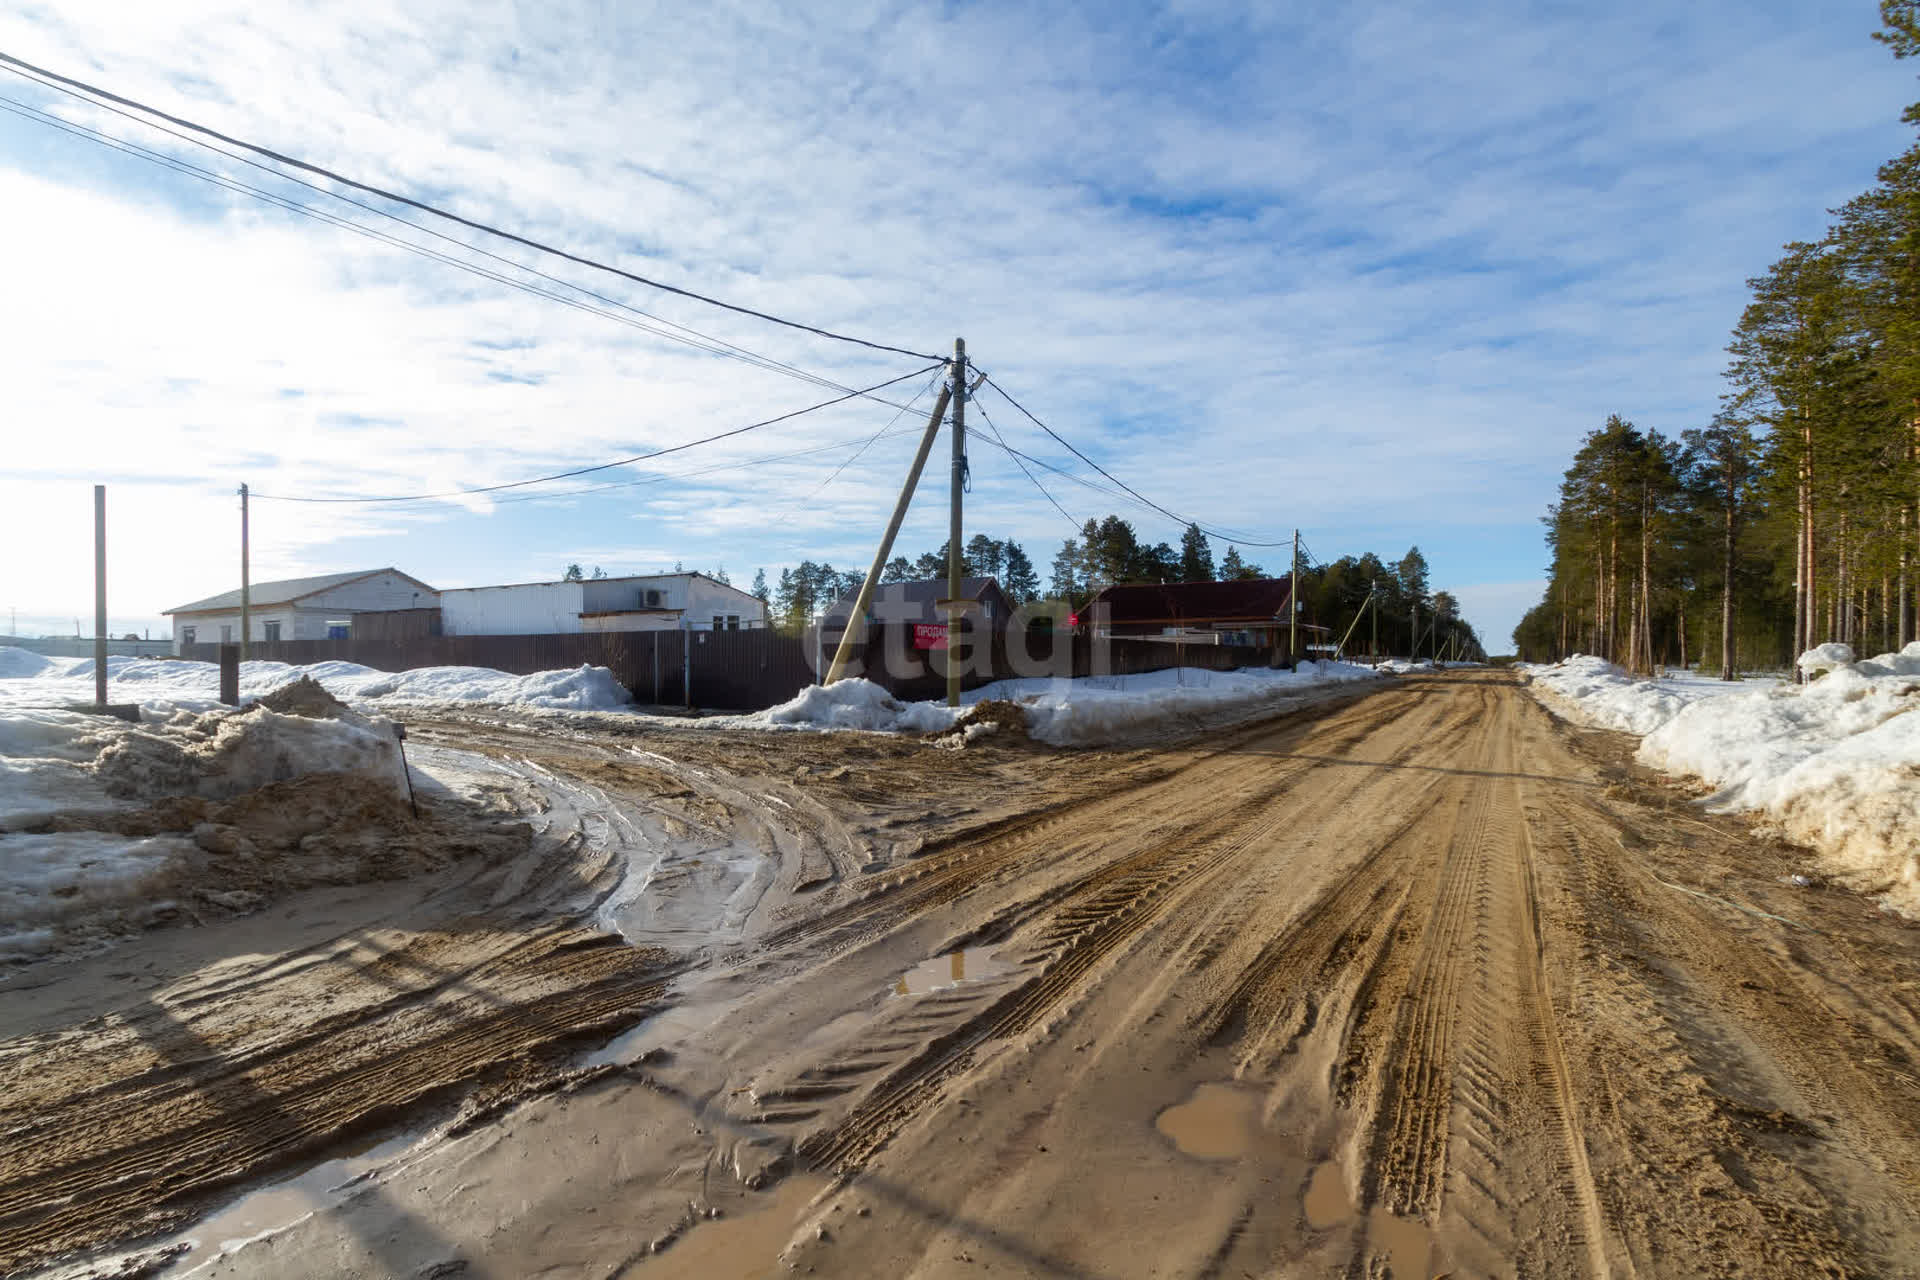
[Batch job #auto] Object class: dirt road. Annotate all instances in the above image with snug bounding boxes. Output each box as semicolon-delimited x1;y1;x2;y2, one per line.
7;670;1920;1278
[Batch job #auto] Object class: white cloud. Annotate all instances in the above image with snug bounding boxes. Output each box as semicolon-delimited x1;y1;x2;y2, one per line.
0;0;1911;636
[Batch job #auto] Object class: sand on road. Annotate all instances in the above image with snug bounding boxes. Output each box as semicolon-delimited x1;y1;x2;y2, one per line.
6;670;1920;1278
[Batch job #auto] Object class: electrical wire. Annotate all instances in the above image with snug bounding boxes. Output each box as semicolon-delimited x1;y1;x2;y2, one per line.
0;50;943;363
975;372;1294;548
0;87;914;401
391;423;931;508
970;399;1082;533
250;363;942;503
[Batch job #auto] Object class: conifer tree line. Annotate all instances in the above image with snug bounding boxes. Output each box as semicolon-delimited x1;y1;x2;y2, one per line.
756;513;1482;657
1517;4;1920;676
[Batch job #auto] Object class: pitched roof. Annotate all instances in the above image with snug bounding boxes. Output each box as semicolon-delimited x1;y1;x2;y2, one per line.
822;576;1007;622
1085;576;1296;625
165;568;435;614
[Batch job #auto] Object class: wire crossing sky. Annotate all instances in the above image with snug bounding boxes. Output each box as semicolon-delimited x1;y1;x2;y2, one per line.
0;1;1912;647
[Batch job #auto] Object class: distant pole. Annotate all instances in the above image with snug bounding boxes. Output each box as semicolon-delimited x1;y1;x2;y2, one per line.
1370;583;1378;660
93;485;107;708
239;483;251;664
1289;528;1300;665
946;337;966;708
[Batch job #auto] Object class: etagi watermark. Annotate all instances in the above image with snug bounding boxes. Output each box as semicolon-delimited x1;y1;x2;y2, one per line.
809;597;1116;685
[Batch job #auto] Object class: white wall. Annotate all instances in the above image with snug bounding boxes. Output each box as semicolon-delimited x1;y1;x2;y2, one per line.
304;571;437;613
440;582;586;636
683;576;765;628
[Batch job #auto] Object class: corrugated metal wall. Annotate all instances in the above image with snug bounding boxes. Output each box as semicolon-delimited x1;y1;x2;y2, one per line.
179;626;1297;713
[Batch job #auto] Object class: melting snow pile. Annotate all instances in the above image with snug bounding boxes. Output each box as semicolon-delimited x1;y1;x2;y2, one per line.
1515;654;1743;735
0;672;528;963
1522;647;1920;915
756;661;1384;747
0;648;632;719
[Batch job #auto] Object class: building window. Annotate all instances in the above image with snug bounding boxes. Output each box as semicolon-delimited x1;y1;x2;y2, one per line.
712;615;724;631
181;626;196;645
263;622;281;643
727;615;739;631
220;625;233;643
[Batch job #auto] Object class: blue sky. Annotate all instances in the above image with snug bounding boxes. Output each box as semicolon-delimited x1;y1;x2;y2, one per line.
1;0;1914;650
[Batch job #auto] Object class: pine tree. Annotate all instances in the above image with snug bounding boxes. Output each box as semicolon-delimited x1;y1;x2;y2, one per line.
1178;523;1214;582
751;569;769;605
1002;541;1040;603
563;564;584;582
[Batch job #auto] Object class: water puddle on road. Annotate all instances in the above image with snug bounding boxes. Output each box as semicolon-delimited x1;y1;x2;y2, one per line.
1154;1082;1263;1159
631;1174;831;1278
160;1132;417;1274
892;947;1011;996
1304;1160;1353;1228
1301;1157;1434;1276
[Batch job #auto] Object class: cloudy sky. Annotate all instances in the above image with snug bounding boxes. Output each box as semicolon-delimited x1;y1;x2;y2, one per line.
1;1;1913;649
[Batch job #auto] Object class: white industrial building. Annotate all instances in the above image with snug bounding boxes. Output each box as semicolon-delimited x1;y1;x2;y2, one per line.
439;572;766;636
165;568;439;652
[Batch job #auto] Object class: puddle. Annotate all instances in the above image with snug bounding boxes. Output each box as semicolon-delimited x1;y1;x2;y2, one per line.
160;1132;417;1274
1301;1157;1434;1276
1154;1082;1262;1159
583;996;743;1067
1304;1160;1353;1229
1368;1206;1433;1278
892;947;1010;996
632;1174;830;1278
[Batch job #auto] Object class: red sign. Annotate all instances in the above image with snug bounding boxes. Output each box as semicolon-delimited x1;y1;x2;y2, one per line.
1068;612;1080;628
913;623;949;650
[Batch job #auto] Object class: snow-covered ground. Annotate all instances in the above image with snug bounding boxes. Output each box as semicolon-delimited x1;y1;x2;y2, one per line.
747;660;1386;747
1520;649;1920;915
0;649;632;719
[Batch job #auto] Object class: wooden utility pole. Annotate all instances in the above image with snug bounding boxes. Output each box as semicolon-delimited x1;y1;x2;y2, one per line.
1289;528;1300;664
823;377;955;685
239;483;251;664
946;337;966;708
93;485;107;708
1370;581;1378;660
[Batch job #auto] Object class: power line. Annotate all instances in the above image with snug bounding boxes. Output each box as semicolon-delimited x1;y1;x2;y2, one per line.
482;423;929;508
0;50;943;363
971;398;1082;532
0;86;905;399
975;372;1293;548
250;363;942;503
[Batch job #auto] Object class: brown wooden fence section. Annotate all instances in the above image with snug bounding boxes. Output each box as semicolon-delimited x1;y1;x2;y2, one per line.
181;625;1301;713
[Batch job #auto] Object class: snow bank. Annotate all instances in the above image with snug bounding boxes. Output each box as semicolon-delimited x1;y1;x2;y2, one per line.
1515;654;1735;735
764;679;958;733
0;647;633;717
0;832;197;961
1522;648;1920;915
755;661;1384;746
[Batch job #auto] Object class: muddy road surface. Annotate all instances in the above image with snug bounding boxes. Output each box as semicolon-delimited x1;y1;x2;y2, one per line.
6;670;1920;1278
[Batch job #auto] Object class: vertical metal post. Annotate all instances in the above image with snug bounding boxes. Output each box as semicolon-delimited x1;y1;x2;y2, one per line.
682;620;691;709
239;483;251;664
947;337;966;708
93;484;107;708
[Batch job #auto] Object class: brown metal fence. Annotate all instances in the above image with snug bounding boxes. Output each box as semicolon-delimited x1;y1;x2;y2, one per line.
181;624;1300;713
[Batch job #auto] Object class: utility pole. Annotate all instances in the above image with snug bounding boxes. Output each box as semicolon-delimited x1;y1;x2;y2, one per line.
93;485;107;708
1370;581;1378;661
239;483;251;664
1289;528;1300;664
823;376;956;685
946;337;966;708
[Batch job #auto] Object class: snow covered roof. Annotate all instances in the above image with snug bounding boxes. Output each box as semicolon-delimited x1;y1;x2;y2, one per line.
165;568;435;615
1086;577;1298;626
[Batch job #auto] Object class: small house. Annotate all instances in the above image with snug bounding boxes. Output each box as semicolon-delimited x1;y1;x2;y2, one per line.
1080;577;1326;649
820;576;1014;636
165;568;438;652
438;572;766;636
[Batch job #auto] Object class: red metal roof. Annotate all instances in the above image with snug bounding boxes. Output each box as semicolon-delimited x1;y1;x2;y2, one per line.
1084;577;1298;626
